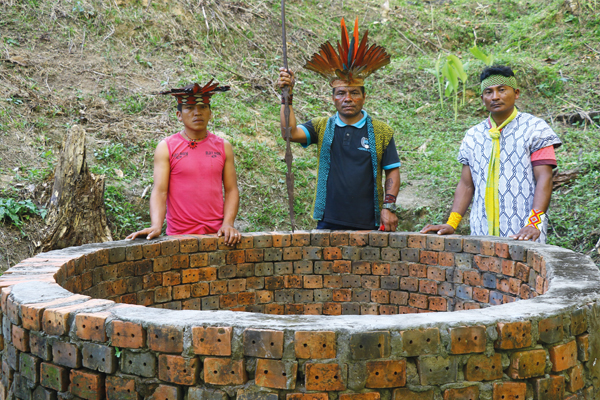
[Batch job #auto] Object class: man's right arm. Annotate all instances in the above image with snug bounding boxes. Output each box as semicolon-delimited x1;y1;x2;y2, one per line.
126;140;170;240
277;68;308;144
420;164;474;235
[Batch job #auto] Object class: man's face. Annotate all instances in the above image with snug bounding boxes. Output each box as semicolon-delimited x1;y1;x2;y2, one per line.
332;86;366;119
176;103;211;131
481;85;520;115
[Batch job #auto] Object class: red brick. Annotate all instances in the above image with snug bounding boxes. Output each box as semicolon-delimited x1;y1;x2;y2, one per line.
419;251;438;265
70;369;104;400
163;271;181;286
238;292;256;305
43;299;111;336
173;285;191;300
372;262;390;276
567;363;584;392
203;358;246;385
407;235;426;248
264;304;284;315
110;320;145;349
380;305;398;315
333;289;352;302
295;331;336;359
428;297;447;311
323;248;342;260
304;304;323;315
353;261;371;274
492;382;526;400
464;353;502;381
514;262;529;281
210;281;228;295
149;385;180;400
349;232;369;246
305;363;345;391
408;264;427;278
392;389;433;400
158;355;199;385
255;359;298;389
191;282;210;297
449;326;486;354
533;375;564;400
323;303;342;315
472;287;489;303
286;304;304;314
443;386;479;400
12;325;29;352
463;271;482;286
192;326;232;356
371;289;389;304
285;275;303;289
304;276;323;289
20;295;88;331
148;325;184;353
408;293;428;309
365;360;406;388
495;321;532;349
53;340;81;368
271;232;291;247
390;291;408;305
288;394;328;400
333;260;351;273
419;280;437;295
106;375;137;400
226;250;246;264
190;254;208;268
548;340;577;372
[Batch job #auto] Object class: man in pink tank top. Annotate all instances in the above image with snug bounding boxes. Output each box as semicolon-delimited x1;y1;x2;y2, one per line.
127;80;242;246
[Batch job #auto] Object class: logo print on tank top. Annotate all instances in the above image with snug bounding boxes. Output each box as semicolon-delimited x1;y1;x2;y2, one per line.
206;151;222;158
173;152;188;159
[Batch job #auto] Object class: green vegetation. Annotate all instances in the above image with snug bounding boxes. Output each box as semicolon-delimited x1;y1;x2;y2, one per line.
0;0;598;265
0;198;46;230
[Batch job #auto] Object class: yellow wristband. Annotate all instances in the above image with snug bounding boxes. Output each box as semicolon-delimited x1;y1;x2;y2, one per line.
446;212;462;230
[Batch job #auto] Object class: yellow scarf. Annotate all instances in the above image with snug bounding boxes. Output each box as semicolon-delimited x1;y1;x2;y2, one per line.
485;107;518;236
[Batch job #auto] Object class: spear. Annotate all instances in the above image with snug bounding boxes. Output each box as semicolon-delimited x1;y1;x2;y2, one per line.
280;0;296;232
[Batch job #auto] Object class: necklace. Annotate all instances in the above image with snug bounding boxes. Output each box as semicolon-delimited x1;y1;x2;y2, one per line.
181;131;205;149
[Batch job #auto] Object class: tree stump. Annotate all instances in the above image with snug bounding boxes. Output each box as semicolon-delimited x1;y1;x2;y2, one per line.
39;125;112;251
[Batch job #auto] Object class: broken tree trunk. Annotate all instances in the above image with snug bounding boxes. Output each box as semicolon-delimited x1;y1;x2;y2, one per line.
39;125;112;252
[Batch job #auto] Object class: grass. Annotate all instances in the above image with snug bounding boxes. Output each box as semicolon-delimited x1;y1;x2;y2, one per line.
0;0;598;265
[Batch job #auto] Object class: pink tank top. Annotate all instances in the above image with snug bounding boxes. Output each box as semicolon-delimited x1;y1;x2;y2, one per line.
165;132;225;235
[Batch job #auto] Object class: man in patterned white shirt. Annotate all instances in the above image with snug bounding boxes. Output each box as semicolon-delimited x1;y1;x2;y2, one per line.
421;65;562;243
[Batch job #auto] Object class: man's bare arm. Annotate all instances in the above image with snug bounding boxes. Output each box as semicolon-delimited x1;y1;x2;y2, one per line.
380;168;400;231
509;164;553;241
218;140;241;246
420;164;474;235
126;140;170;240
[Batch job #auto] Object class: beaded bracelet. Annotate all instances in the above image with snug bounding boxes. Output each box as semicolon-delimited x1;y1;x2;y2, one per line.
525;209;545;230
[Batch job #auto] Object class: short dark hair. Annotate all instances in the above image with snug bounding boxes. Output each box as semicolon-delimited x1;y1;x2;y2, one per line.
332;86;366;96
177;103;211;111
480;65;515;82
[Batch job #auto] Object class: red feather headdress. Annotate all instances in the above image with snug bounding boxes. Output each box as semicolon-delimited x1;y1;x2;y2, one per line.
160;79;230;105
305;18;391;87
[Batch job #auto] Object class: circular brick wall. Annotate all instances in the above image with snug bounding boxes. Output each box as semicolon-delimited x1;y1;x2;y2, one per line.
1;232;600;400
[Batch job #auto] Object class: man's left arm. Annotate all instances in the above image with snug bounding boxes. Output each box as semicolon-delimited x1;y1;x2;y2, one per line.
509;164;553;241
218;140;242;246
381;167;400;231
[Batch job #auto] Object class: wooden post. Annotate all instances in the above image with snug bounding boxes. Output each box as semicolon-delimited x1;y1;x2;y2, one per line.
39;125;112;251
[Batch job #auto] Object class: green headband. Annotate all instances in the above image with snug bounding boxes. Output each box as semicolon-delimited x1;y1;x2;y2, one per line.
480;75;518;92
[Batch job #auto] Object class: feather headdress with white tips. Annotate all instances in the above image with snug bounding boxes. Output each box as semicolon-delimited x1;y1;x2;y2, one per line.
304;17;391;87
160;79;230;105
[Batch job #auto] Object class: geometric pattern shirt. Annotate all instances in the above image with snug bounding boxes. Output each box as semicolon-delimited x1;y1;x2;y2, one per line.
458;112;562;243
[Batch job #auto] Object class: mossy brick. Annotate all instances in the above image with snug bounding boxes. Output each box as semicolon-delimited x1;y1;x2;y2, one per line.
340;394;379;400
190;254;209;268
566;363;584;392
238;263;256;277
454;253;473;268
188;388;227;400
237;391;278;400
190;282;210;297
365;360;406;388
361;304;379;315
32;385;56;400
149;385;181;400
360;248;380;261
330;232;349;246
109;246;126;263
533;375;564;400
492;382;526;400
349;331;390;360
153;256;172;272
265;304;284;314
52;340;80;368
419;251;438;265
548;340;577;372
449;326;486;354
539;316;564;344
342;275;361;288
163;271;182;286
70;369;104;400
464;353;502;381
20;353;40;384
369;232;388;247
381;248;400;262
251;234;272;248
234;235;254;249
29;332;51;361
264;248;283;261
255;262;274;277
371;289;389;303
380;305;398;314
309;232;329;247
314;261;333;274
417;355;458;385
271;232;292;247
217;265;236;280
243;328;284;359
201;295;219;310
143;273;162;289
442;385;479;400
295;290;314;302
255;359;298;389
303;247;323;260
147;325;183;353
305;363;346;391
294;260;313;274
389;233;408;248
228;278;246;292
106;375;138;400
203;358;246;385
424;235;444;251
209;251;226;266
286;304;304;314
40;362;69;392
381;276;400;290
352;289;370;302
399;277;417;292
155;286;172;302
438;282;455;298
408;263;426;278
392;388;434;400
121;350;156;377
390;291;409;305
495;321;532;350
12;325;29;352
362;276;380;289
295;331;336;359
390;262;409;276
324;276;343;289
158;355;199;385
274;290;294;303
401;328;440;356
304;304;323;315
342;246;361;260
284;247;303;261
341;303;360;315
482;273;497;289
407;235;426;248
273;262;292;275
82;342;117;373
13;373;32;400
1;360;12;390
571;308;588;335
312;289;331;302
197;236;217;251
577;333;590;361
173;285;191;301
178;237;199;253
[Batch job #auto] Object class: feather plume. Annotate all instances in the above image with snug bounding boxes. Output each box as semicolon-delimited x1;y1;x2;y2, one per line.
304;17;390;86
160;79;230;104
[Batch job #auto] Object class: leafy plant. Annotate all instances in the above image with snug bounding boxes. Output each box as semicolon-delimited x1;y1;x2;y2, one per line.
0;198;46;228
442;58;460;121
469;44;494;66
447;55;468;107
